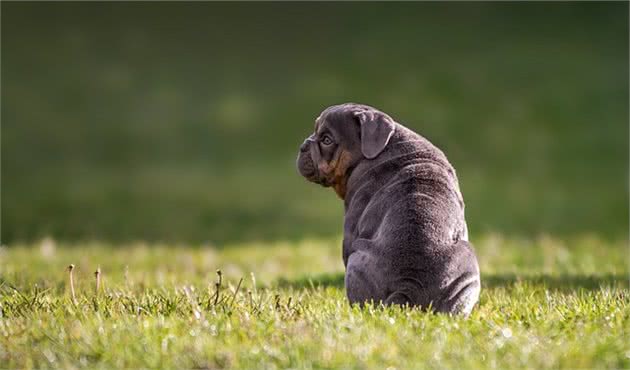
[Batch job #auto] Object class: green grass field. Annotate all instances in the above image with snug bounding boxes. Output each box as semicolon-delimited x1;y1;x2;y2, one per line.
2;3;628;369
1;235;628;369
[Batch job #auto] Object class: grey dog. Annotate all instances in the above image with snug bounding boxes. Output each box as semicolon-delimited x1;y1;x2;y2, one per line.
296;103;480;315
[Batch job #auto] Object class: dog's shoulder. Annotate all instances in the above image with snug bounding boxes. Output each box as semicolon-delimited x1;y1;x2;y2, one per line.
344;124;466;245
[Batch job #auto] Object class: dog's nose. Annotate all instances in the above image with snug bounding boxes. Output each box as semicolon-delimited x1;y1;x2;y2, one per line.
300;139;311;153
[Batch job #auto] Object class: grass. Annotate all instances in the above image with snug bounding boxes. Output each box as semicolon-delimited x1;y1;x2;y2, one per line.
1;234;628;369
1;4;628;368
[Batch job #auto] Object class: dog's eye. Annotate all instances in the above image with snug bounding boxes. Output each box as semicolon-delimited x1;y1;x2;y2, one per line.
321;135;333;146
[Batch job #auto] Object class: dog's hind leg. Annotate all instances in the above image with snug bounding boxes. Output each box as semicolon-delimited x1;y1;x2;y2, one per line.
384;291;413;306
436;240;481;316
439;272;480;316
345;250;386;305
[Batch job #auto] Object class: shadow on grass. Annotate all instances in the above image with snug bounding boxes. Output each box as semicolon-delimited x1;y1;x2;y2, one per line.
276;273;345;289
482;273;628;291
276;272;628;292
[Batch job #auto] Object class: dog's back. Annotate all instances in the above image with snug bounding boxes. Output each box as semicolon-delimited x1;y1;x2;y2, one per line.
343;123;480;315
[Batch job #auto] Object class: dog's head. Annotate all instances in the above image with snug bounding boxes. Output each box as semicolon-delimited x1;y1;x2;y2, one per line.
296;103;396;199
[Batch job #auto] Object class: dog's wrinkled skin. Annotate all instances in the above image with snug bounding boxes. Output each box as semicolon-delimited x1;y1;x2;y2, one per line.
297;103;480;315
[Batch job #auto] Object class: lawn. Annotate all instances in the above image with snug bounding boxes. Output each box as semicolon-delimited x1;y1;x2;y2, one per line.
2;3;628;369
1;235;628;369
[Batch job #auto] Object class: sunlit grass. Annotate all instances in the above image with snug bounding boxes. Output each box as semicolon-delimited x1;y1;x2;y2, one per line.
1;235;628;369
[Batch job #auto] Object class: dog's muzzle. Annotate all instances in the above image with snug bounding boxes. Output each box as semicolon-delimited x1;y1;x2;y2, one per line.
297;137;320;182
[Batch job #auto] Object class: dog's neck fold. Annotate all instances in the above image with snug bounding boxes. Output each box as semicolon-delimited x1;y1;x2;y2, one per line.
343;126;451;210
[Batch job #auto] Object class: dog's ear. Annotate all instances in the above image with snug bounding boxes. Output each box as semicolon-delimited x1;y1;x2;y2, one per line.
353;108;396;159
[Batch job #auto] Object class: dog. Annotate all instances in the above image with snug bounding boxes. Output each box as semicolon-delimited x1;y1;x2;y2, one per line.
296;103;480;315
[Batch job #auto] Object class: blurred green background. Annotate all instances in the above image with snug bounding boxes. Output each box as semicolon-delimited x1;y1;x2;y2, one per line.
2;2;628;244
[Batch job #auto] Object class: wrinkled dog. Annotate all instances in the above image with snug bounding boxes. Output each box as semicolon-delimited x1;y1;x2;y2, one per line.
297;103;480;315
